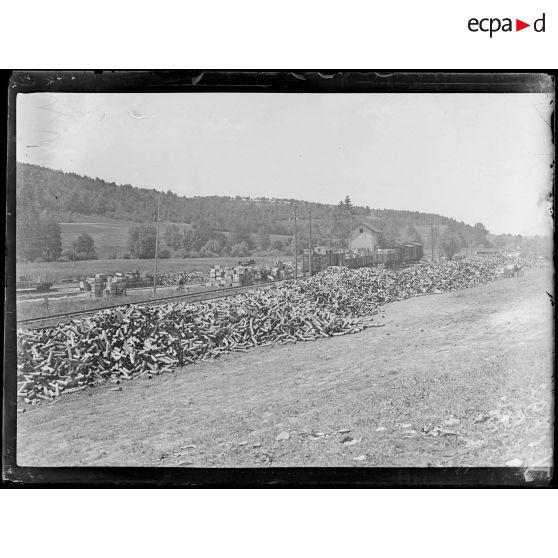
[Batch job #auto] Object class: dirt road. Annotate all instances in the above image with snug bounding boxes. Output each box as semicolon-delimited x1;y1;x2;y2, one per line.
17;268;553;467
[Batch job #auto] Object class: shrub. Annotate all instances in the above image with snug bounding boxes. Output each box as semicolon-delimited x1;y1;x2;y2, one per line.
73;233;97;259
128;225;156;259
230;241;250;257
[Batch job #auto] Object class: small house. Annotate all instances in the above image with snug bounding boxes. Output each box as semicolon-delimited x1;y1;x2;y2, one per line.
349;223;383;253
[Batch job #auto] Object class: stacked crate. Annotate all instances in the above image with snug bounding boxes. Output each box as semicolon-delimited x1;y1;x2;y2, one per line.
224;268;234;286
109;275;125;296
94;274;104;297
210;263;286;286
209;265;223;286
233;266;246;286
125;271;140;289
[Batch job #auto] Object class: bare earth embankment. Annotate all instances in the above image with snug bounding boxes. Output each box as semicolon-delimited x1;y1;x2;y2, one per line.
17;268;553;467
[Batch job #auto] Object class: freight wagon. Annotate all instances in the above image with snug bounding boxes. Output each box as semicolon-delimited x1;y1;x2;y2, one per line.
376;248;399;267
302;243;423;273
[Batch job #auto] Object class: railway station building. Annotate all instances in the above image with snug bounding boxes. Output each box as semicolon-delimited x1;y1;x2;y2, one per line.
349;223;384;253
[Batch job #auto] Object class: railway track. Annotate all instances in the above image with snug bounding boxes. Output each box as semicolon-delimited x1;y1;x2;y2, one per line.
16;279;296;328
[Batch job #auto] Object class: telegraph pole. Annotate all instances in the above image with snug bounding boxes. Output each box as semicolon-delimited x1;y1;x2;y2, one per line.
437;215;441;261
430;217;434;261
292;204;298;280
349;210;353;252
308;208;313;277
153;192;161;294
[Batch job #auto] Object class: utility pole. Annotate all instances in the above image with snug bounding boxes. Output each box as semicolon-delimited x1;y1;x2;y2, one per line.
153;192;161;294
437;215;441;261
349;214;353;251
308;207;313;277
430;217;434;261
292;204;298;280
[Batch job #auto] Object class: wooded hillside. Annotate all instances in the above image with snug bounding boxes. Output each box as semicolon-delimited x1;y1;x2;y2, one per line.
16;162;507;261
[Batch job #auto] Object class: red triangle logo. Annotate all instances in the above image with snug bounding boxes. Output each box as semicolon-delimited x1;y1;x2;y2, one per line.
516;19;530;31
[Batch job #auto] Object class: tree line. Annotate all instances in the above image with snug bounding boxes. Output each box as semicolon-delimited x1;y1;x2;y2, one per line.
17;163;371;236
17;162;546;263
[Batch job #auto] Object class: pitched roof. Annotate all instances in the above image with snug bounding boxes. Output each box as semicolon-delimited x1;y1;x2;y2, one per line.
351;222;383;235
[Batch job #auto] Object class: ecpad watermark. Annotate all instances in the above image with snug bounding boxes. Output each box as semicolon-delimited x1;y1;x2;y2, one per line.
468;13;546;37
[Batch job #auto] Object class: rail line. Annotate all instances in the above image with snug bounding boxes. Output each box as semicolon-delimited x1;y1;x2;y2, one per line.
16;278;297;328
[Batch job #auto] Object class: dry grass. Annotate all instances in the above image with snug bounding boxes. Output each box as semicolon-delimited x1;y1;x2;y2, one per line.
17;268;553;469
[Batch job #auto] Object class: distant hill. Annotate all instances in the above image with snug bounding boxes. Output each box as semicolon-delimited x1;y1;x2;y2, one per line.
16;163;371;234
16;163;493;259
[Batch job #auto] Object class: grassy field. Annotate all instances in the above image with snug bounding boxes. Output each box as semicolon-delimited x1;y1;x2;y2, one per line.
59;215;201;259
16;268;553;469
16;255;290;283
57;215;292;260
59;215;192;259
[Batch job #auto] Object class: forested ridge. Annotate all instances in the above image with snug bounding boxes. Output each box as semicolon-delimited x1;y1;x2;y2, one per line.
16;162;479;231
17;162;533;262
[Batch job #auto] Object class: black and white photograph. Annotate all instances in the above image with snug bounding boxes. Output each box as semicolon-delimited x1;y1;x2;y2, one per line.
5;72;554;480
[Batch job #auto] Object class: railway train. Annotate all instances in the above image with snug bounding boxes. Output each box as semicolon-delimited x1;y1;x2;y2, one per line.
302;242;424;273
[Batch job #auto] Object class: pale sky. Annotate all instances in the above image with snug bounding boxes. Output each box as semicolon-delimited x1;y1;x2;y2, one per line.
17;92;554;236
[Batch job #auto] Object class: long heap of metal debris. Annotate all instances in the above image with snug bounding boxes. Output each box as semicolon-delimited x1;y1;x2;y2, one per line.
16;257;542;404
